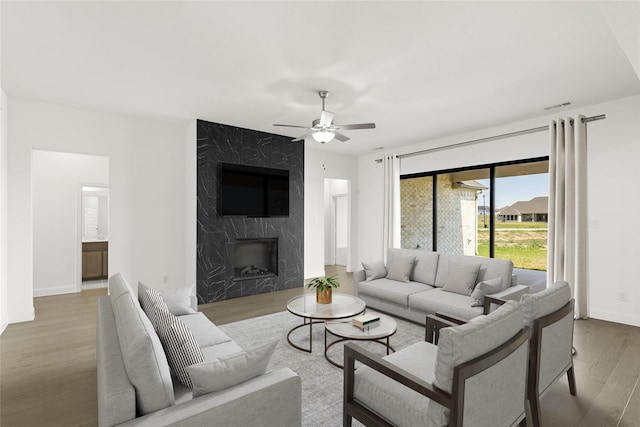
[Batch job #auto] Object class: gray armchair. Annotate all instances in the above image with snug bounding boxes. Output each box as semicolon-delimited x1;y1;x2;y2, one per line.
343;301;531;426
486;281;576;426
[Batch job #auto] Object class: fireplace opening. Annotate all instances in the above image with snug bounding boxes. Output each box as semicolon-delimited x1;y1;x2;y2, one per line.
231;238;278;281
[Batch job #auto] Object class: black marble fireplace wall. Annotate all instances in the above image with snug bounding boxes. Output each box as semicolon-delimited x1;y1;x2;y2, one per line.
196;119;304;303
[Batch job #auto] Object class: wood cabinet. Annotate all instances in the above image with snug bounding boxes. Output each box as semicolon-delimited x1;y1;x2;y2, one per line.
82;241;108;280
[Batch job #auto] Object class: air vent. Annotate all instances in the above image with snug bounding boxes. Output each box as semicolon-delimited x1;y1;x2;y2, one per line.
544;102;572;111
373;146;384;151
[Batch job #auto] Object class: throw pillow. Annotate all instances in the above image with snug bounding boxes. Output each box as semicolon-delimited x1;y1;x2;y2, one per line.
470;277;503;307
385;255;416;283
187;339;278;397
362;260;387;281
162;285;197;316
155;307;204;388
441;261;481;295
138;282;169;329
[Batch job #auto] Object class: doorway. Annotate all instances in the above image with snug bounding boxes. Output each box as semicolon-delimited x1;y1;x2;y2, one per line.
80;185;109;289
31;150;108;297
324;178;350;268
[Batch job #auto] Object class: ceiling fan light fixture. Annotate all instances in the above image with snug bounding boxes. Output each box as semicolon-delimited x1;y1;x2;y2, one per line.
312;131;335;143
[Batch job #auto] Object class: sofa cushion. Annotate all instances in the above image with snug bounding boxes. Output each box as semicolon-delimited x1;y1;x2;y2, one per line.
354;341;438;426
179;313;234;349
412;251;440;286
408;288;483;320
441;260;481;295
434;253;513;290
109;273;139;307
387;248;439;285
470;277;504;307
187;340;278;397
362;260;387;281
385;255;416;282
358;278;434;307
156;308;204;388
434;300;523;392
520;281;571;330
110;289;175;415
429;301;523;426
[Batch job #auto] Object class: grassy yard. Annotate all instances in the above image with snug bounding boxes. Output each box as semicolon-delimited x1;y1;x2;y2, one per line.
477;224;548;271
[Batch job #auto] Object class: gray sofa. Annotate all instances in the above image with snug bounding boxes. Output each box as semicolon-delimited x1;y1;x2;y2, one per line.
97;273;301;427
355;248;529;323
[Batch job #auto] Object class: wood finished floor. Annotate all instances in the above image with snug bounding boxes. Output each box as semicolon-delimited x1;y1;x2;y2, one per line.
1;266;638;426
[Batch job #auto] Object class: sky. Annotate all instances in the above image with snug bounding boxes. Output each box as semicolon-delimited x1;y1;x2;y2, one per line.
476;173;549;209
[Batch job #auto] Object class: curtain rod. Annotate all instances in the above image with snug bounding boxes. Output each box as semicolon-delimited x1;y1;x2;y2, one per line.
374;114;606;163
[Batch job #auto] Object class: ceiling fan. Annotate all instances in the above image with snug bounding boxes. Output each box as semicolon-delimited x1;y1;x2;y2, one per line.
273;90;376;143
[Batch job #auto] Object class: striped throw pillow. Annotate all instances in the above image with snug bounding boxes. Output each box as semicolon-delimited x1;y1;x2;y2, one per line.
155;306;204;388
138;282;169;330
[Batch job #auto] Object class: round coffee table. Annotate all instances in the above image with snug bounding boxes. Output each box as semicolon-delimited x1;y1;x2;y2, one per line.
324;311;397;368
286;293;366;353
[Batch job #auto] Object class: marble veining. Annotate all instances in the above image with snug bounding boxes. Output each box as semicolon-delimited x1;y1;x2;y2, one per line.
196;120;304;304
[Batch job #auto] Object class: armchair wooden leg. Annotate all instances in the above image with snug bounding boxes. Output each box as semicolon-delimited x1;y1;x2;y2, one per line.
567;366;577;396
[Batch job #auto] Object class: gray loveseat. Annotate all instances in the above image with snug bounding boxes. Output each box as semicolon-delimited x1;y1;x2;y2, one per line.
355;248;529;323
97;273;301;427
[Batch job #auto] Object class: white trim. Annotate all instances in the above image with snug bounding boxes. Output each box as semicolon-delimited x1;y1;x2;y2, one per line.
0;322;7;335
33;285;76;297
589;308;640;327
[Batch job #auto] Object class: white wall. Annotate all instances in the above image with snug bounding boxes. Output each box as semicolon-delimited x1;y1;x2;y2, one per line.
358;94;640;326
6;98;188;323
32;151;108;296
304;147;359;277
0;88;8;333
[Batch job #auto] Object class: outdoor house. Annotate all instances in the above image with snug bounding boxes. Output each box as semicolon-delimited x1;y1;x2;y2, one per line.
498;196;549;223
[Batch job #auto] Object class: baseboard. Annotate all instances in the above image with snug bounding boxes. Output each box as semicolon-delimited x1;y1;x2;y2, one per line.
0;321;7;335
33;284;77;297
589;308;640;327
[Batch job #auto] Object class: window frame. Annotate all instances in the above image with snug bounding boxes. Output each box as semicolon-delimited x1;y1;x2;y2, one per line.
401;156;549;257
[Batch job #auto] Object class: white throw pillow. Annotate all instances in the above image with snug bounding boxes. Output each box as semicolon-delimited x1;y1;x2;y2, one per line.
155;307;204;388
470;277;503;307
162;285;197;316
362;260;387;281
442;261;481;295
186;340;278;397
385;255;416;283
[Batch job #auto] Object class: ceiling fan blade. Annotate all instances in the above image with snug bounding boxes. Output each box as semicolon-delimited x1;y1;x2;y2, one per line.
273;124;311;129
319;111;334;127
335;122;376;130
291;132;314;142
333;132;350;142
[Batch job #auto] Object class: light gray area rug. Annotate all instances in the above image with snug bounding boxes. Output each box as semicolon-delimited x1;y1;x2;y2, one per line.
219;311;425;426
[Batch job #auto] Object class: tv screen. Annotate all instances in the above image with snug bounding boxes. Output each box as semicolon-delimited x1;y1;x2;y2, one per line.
219;163;289;217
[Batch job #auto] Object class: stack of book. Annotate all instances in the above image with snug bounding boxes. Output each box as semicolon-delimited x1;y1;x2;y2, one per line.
352;313;380;331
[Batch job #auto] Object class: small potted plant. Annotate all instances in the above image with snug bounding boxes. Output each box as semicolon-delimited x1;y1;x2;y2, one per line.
306;275;341;304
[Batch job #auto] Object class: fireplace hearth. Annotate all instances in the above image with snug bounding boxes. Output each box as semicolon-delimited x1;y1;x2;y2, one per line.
230;238;278;281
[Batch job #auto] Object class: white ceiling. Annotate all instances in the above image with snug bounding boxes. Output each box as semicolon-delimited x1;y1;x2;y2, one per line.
2;1;639;156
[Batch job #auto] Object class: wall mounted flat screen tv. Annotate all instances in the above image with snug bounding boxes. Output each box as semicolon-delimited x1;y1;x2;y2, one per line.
219;163;289;217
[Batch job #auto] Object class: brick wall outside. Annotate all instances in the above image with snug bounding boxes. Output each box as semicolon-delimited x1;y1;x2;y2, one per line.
401;175;479;256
